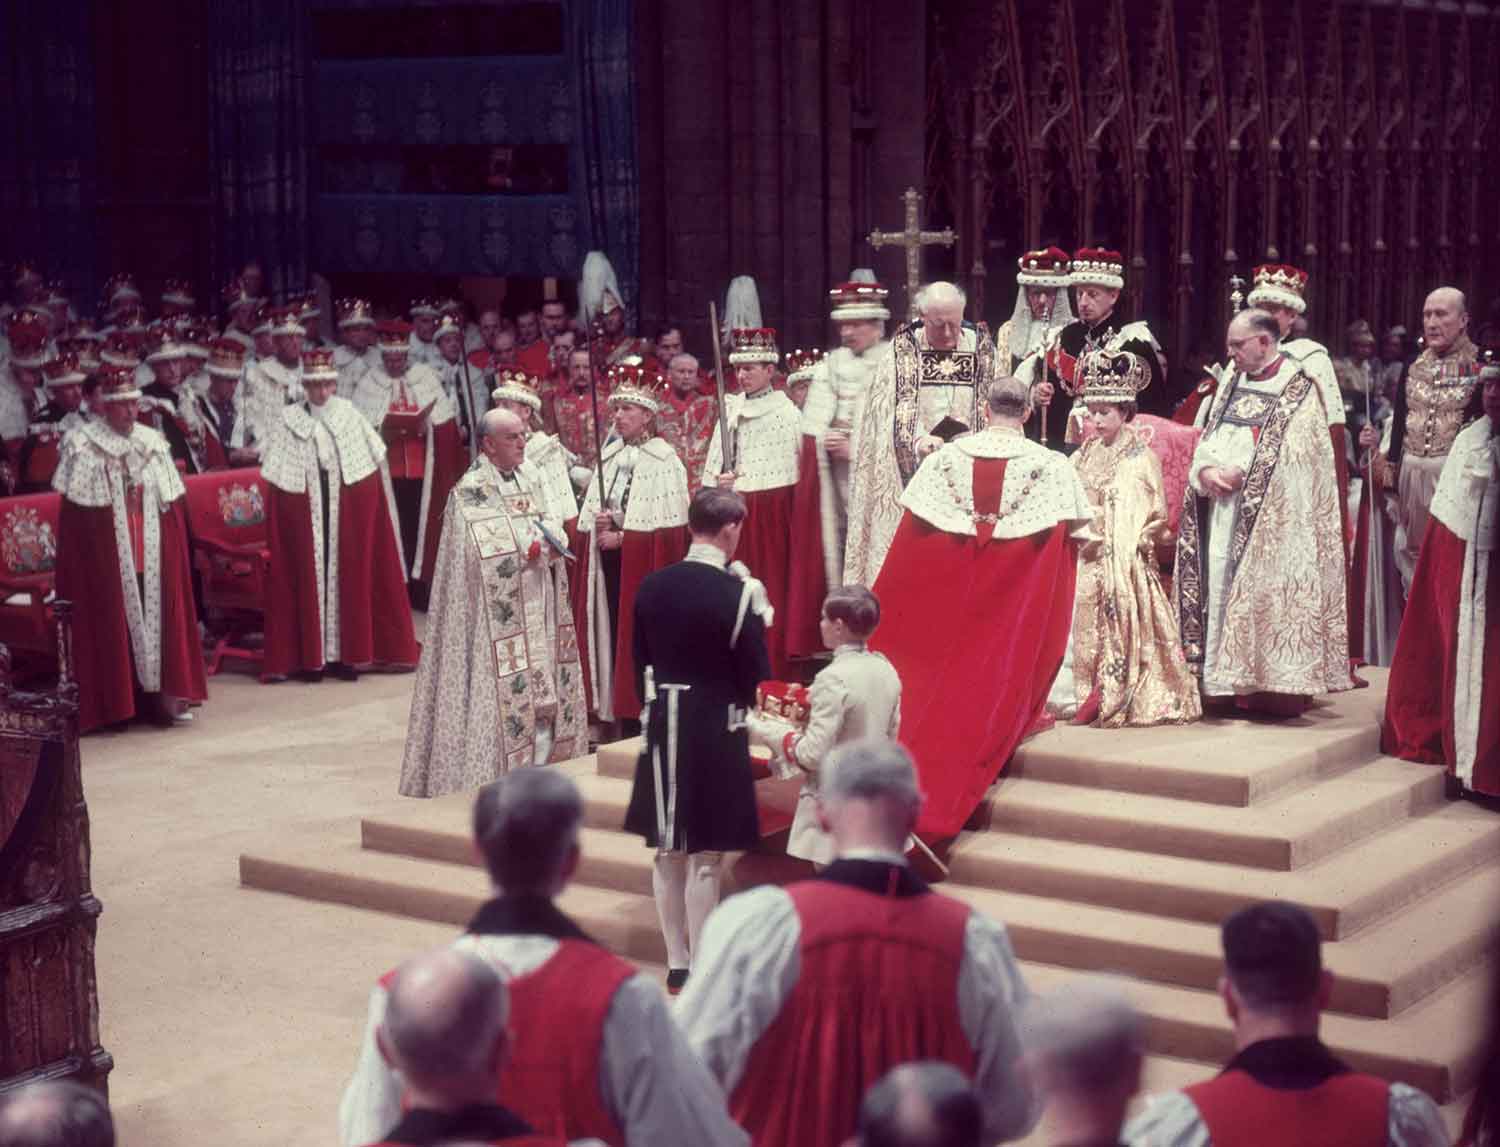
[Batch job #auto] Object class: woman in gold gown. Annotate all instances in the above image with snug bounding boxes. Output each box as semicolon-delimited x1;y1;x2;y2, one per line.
1052;350;1201;727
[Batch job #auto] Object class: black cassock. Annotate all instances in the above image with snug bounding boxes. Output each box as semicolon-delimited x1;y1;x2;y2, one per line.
623;556;771;854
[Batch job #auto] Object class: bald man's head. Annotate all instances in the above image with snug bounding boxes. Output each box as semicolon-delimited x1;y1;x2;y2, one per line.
381;948;509;1089
1423;286;1469;354
856;1062;982;1147
0;1082;114;1147
481;408;528;472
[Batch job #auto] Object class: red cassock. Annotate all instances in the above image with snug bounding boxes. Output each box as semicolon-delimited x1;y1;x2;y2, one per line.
873;457;1079;841
262;476;419;678
1382;518;1499;795
56;498;207;733
729;880;975;1147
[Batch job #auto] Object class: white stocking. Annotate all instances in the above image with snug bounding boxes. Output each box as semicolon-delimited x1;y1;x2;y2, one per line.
652;851;690;969
686;851;724;965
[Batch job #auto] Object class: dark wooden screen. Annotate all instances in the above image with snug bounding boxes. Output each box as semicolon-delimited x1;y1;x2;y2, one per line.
926;0;1500;391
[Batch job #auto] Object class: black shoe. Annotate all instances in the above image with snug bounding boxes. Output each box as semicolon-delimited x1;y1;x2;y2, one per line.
295;669;324;684
1444;772;1467;802
326;662;359;682
665;968;690;995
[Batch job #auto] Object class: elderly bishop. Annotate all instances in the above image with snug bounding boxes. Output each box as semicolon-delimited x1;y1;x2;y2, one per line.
845;281;998;585
1175;310;1352;717
400;408;588;797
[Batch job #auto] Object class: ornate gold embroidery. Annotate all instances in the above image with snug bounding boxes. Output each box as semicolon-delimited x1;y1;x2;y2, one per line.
1404;339;1480;458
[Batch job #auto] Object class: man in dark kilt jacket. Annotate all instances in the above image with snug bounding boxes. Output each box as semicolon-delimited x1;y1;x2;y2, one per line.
624;486;772;994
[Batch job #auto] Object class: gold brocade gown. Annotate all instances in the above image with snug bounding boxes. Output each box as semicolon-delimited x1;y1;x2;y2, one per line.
1068;423;1202;727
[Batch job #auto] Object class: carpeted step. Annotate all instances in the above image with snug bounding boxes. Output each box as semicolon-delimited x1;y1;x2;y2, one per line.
362;818;809;898
239;837;668;967
944;862;1500;1021
973;757;1445;870
596;677;1386;808
236;833;1485;1104
1010;693;1384;807
946;800;1500;939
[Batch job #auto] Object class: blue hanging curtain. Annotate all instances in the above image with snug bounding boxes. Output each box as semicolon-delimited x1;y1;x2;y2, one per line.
569;0;639;314
0;2;99;303
209;0;309;301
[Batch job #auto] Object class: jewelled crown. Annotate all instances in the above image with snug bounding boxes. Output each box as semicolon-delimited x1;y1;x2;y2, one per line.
783;347;825;384
606;364;664;413
289;290;321;320
206;338;247;378
161;278;195;306
267;305;306;337
102;272;142;311
1017;246;1072;287
42;354;86;389
5;311;50;368
727;327;779;366
336;298;376;328
828;281;890;322
1069;247;1125;291
408;298;440;319
377;320;412;349
491;368;543;412
222;277;259;311
1078;349;1152;405
302;346;338;381
1246;263;1309;315
95;363;143;403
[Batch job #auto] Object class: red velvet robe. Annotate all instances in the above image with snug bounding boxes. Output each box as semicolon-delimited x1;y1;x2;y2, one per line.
737;484;798;680
1382;519;1499;794
576;524;689;719
785;435;831;661
873;457;1079;840
56;498;207;732
262;476;418;679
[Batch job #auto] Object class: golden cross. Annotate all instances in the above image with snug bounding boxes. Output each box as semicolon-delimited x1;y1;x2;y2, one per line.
867;187;957;320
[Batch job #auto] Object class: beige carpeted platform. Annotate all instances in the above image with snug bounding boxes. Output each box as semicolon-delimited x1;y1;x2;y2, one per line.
238;667;1498;1129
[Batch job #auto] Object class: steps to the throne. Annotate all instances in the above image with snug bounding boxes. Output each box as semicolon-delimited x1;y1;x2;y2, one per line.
238;671;1497;1110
